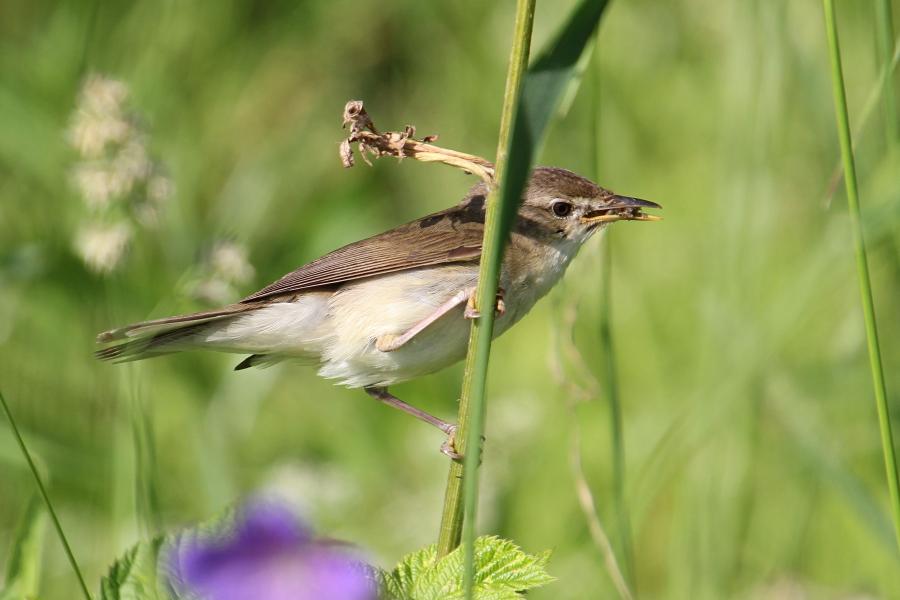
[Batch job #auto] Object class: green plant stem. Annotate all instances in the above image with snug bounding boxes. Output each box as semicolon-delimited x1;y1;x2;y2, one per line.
0;390;93;600
874;0;898;143
434;0;536;568
822;0;900;554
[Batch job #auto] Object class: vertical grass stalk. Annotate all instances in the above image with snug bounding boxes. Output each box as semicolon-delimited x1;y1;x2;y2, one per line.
821;0;900;553
435;0;536;571
591;32;635;586
0;390;93;600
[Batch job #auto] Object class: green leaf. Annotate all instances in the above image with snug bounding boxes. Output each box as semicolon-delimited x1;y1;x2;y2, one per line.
472;536;553;590
0;389;91;600
99;536;168;600
413;547;461;600
99;507;238;600
382;536;554;600
0;495;47;600
381;544;437;599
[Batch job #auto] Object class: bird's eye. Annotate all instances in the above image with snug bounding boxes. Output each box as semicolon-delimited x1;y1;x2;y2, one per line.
551;201;573;218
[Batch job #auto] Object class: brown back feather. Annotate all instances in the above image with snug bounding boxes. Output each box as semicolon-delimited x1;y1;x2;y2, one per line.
241;188;489;302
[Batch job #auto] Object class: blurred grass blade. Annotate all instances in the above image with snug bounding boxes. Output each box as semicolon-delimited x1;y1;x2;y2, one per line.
821;0;900;553
131;394;162;536
597;168;637;591
0;390;93;600
556;37;597;121
771;392;897;552
0;495;47;600
496;0;612;239
591;28;635;588
874;0;898;143
824;35;900;203
570;416;634;600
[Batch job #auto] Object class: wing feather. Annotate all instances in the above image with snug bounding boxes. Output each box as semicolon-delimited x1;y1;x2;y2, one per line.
241;191;487;302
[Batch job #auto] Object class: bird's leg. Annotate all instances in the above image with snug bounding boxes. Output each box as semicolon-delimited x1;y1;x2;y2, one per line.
364;386;463;459
464;286;506;319
375;285;507;353
364;386;454;433
376;287;476;352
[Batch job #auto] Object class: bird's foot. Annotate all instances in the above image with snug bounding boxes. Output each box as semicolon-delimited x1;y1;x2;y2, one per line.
439;424;485;463
375;334;399;352
464;288;506;320
438;423;461;460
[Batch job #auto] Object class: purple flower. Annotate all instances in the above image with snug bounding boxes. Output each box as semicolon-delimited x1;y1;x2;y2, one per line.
167;500;377;600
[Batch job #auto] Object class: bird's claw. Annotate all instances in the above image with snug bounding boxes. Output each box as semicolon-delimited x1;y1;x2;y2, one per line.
440;424;462;460
439;424;485;463
464;288;506;320
375;334;398;352
440;440;463;460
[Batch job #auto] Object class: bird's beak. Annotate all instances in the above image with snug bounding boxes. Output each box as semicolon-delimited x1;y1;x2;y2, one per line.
581;195;662;224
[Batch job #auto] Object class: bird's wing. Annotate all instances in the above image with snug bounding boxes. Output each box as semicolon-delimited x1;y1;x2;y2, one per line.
241;192;488;302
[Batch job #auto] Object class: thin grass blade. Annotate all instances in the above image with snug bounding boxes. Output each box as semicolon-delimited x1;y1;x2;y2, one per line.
591;28;635;587
433;0;617;595
821;0;900;554
0;390;93;600
874;0;898;143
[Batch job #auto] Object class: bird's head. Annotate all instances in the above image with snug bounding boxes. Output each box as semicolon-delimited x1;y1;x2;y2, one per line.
518;167;661;244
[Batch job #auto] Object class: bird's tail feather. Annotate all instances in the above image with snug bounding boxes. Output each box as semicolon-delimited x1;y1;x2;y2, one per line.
95;304;256;363
97;305;255;343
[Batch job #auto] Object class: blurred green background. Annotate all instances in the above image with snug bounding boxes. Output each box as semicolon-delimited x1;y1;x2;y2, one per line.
2;0;900;598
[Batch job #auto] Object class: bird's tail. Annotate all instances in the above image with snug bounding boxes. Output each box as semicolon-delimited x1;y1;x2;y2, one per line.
95;304;257;363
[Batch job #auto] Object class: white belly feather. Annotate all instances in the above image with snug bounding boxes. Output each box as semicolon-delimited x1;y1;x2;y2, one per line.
320;266;478;387
198;237;582;388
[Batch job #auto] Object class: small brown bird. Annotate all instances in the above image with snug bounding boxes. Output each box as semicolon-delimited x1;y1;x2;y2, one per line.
96;167;659;456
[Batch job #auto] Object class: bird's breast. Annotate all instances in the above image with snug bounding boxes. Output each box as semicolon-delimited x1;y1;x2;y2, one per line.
497;234;581;326
311;238;581;388
318;265;479;387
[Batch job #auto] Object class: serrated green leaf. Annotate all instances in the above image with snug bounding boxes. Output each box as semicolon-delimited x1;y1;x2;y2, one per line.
382;536;553;600
468;588;519;600
412;546;461;600
473;536;554;590
100;536;168;600
100;507;242;600
381;544;437;600
0;495;47;600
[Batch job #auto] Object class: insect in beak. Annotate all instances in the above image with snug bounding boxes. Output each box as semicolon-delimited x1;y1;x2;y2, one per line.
580;195;663;224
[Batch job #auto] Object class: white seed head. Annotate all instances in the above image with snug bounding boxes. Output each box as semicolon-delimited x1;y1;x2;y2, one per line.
67;75;131;159
72;163;118;209
75;222;132;274
187;241;256;304
147;174;175;204
189;279;234;305
211;241;255;285
114;139;152;182
80;74;128;115
68;112;132;158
